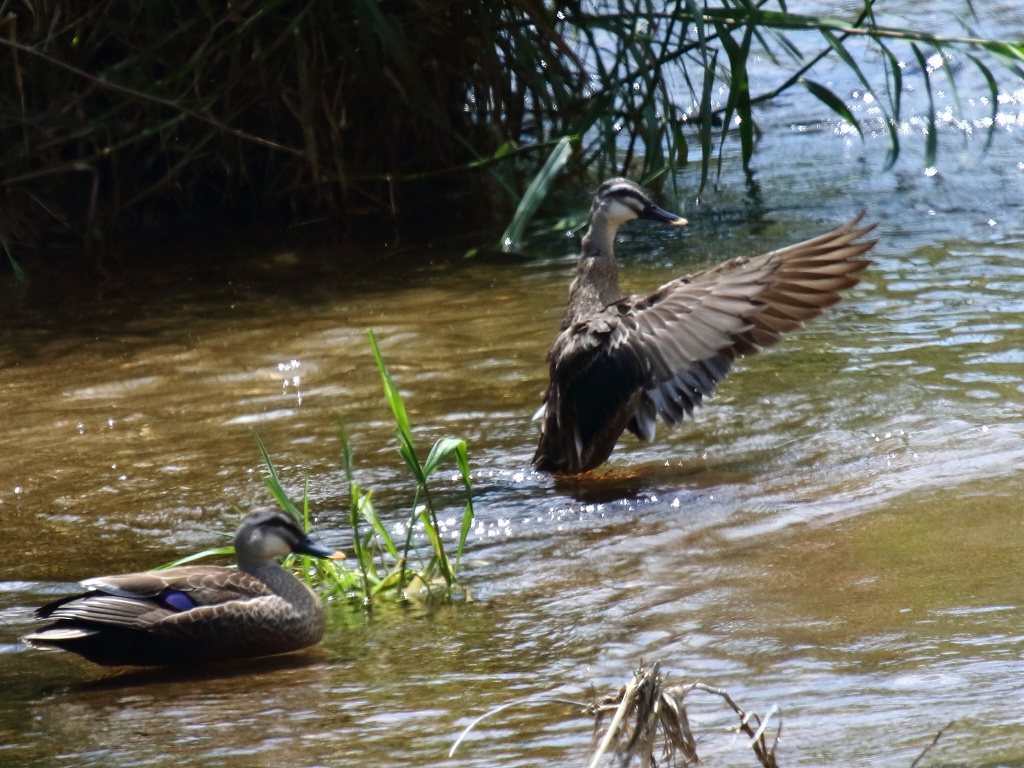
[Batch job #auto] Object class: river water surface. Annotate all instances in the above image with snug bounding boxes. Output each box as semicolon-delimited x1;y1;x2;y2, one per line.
3;4;1024;767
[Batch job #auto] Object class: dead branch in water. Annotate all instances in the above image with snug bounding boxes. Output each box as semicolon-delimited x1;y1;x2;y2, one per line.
909;722;953;768
586;663;780;768
452;664;960;767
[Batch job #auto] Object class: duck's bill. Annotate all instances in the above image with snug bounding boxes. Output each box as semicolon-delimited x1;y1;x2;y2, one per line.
298;540;347;560
640;202;687;226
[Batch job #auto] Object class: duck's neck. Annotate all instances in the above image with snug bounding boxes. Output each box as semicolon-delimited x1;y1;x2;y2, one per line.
240;558;320;611
560;215;622;330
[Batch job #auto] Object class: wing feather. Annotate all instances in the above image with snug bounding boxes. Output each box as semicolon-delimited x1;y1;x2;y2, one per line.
533;215;876;473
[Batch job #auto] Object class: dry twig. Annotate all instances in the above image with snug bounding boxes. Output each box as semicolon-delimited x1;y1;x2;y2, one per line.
587;664;780;768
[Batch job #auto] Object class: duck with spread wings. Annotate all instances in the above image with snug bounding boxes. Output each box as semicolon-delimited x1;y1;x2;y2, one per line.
532;178;876;475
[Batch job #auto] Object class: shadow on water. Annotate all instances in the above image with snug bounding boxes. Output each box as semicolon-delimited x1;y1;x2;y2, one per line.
546;459;762;504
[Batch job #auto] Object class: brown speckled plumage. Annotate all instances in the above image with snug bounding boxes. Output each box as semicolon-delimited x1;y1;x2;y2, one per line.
533;178;876;474
23;508;342;666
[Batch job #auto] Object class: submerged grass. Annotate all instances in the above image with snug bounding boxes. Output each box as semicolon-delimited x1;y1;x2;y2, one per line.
2;1;1020;259
165;330;474;604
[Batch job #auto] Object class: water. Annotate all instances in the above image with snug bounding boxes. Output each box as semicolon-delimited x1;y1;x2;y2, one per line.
3;5;1024;767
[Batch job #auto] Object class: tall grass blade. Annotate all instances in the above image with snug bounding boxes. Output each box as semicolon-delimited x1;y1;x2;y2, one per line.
368;330;411;437
499;135;573;253
298;473;315;585
159;545;235;569
819;30;876;101
453;442;474;569
801;78;862;137
696;48;718;199
418;506;454;585
877;40;903;171
817;29;900;169
767;28;804;63
2;236;27;284
976;40;1024;77
368;329;427;485
935;45;963;116
360;491;398;558
423;436;467;477
711;13;759;179
911;43;938;170
252;429;301;520
340;422;372;596
964;53;999;152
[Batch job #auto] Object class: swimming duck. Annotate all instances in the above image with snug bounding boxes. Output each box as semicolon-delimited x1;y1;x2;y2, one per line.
532;178;876;474
23;508;344;666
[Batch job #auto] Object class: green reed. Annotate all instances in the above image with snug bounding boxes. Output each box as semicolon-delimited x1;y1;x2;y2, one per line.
166;331;474;604
2;1;1020;259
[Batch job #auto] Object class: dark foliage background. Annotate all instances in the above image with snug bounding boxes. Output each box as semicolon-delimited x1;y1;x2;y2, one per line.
1;0;1020;261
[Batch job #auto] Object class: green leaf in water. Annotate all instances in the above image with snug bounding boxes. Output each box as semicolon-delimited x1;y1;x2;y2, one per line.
911;43;938;172
423;436;466;477
499;135;573;253
964;52;999;153
158;545;234;569
252;429;301;520
801;78;862;137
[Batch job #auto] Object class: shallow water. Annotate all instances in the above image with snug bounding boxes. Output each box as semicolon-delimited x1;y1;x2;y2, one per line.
3;4;1024;767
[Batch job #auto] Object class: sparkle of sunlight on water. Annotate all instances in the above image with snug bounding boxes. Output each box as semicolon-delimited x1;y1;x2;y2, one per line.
3;6;1024;768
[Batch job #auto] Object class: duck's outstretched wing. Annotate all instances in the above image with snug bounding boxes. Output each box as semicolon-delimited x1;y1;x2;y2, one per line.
532;214;876;474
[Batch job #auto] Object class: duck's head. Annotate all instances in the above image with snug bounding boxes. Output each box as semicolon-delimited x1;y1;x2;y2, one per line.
235;508;345;563
589;178;688;229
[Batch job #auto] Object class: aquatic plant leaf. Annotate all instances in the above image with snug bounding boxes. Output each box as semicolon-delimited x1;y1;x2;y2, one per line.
253;429;301;520
964;52;999;152
766;27;804;64
370;567;405;596
714;14;757;178
874;41;903;171
977;40;1024;73
368;329;426;484
670;117;689;168
158;545;235;570
641;101;664;179
934;45;963;116
339;422;372;592
819;29;873;97
1;233;26;284
817;29;900;169
493;141;516;159
453;441;474;569
423;436;466;477
801;78;862;137
696;47;718;199
359;491;398;559
419;506;454;585
911;43;938;170
500;135;573;253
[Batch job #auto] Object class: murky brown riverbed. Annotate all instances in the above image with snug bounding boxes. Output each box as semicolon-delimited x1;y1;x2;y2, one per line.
4;8;1024;767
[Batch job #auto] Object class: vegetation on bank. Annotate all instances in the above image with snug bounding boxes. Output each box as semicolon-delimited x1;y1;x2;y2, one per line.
167;330;474;604
1;1;1022;262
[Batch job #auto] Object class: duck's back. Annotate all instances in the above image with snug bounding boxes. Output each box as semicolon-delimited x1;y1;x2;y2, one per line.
25;565;326;666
